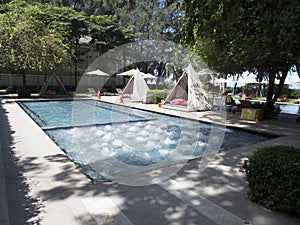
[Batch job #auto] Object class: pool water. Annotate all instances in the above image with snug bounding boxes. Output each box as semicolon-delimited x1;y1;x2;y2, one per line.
19;100;145;128
19;100;272;183
278;103;299;114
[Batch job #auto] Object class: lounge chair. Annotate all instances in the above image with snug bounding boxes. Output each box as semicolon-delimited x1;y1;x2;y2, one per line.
240;100;252;108
245;93;254;99
87;88;96;96
116;88;123;95
100;88;108;96
277;94;288;102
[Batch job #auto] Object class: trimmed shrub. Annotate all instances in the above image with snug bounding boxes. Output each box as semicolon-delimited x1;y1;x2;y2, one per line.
241;145;300;216
17;89;31;98
6;85;17;93
147;89;168;104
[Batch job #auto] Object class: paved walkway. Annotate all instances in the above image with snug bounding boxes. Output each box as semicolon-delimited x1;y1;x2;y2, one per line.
1;96;300;225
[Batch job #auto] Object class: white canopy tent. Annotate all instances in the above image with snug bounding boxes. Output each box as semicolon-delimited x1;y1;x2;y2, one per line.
121;68;149;102
39;74;68;97
163;65;211;111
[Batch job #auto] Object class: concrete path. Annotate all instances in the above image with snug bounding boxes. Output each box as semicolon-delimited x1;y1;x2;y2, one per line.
1;97;300;225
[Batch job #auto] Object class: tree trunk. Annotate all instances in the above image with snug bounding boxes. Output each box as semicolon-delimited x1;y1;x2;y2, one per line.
296;63;300;79
266;73;274;105
233;74;240;95
267;68;288;104
74;38;79;90
256;71;263;97
224;74;227;91
21;70;27;90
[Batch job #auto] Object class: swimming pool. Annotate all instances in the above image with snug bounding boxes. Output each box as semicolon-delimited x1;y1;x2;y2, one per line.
278;103;299;114
19;100;147;128
18;100;272;183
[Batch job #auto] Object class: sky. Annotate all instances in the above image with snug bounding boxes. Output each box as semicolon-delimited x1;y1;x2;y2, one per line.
226;71;300;89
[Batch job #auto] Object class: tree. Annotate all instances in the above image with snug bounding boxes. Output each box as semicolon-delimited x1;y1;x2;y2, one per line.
89;15;134;55
183;0;300;111
115;0;183;42
110;0;184;80
31;3;88;88
0;4;72;95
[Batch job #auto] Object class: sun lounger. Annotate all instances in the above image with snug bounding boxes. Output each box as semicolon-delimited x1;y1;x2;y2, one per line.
87;88;96;96
245;93;254;99
277;94;288;102
116;88;123;95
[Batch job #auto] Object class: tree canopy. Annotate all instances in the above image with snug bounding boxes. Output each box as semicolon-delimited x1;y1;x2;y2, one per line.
0;0;137;89
0;3;72;91
183;0;300;107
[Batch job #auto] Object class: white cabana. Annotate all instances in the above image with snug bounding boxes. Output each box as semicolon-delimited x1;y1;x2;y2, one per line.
121;69;149;102
163;65;211;111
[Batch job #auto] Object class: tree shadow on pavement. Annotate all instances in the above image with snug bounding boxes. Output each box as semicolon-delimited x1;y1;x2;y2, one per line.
0;101;42;225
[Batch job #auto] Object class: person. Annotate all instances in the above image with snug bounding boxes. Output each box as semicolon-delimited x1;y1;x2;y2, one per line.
220;91;239;113
226;95;236;106
226;95;239;113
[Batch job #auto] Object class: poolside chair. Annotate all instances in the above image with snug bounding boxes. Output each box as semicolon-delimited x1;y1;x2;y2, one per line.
277;94;288;102
240;100;252;108
116;88;123;95
100;88;109;96
87;88;97;96
245;93;254;99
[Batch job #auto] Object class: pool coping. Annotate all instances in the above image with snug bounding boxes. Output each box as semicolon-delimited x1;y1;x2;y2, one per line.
13;96;284;137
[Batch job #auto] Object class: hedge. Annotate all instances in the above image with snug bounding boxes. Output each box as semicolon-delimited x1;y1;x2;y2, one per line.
241;145;300;216
147;89;168;104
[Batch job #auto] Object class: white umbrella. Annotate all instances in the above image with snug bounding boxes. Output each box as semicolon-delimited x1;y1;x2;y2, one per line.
209;77;227;85
86;69;109;76
274;79;291;85
259;80;269;84
235;78;258;84
142;73;157;79
118;69;138;76
209;77;227;92
197;68;217;75
215;78;227;84
118;68;150;77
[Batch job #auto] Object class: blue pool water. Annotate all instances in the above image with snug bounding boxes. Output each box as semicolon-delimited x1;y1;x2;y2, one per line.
18;100;272;183
19;100;144;128
278;103;300;114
